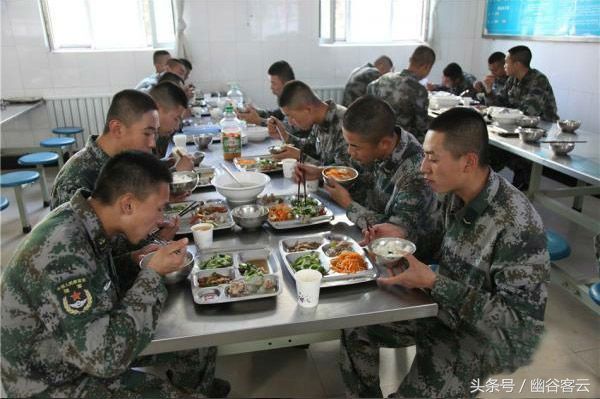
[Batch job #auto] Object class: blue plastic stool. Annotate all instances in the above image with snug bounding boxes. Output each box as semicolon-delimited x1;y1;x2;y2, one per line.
545;230;571;261
589;282;600;306
18;152;59;208
40;137;75;168
52;126;84;148
0;196;9;211
0;171;41;233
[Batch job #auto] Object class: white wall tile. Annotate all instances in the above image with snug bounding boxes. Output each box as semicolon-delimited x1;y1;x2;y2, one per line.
15;46;52;89
78;53;109;88
207;0;236;42
184;0;210;40
235;0;262;42
1;46;24;92
235;42;263;81
48;52;81;88
208;41;237;84
106;52;138;88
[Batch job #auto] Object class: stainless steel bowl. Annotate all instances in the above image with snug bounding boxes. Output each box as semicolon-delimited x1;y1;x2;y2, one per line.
170;171;198;195
192;151;205;166
518;115;540;128
550;142;576;156
368;237;416;267
231;204;269;230
193;134;213;150
140;249;195;285
516;127;545;143
268;145;286;154
557;119;581;133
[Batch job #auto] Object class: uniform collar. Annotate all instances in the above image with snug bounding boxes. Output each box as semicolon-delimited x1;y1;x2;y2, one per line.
86;135;111;165
452;169;498;226
70;189;112;255
318;100;338;132
400;69;420;81
374;127;420;174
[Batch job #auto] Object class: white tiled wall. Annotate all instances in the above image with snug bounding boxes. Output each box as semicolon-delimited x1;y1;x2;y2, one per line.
1;0;599;149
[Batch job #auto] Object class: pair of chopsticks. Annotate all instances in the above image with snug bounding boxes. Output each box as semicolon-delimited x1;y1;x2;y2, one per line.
296;149;307;205
148;200;201;238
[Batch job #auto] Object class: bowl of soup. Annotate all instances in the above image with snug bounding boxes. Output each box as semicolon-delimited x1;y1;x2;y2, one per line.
322;166;359;186
211;171;270;204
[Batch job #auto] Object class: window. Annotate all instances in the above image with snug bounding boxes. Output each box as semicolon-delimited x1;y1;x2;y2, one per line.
320;0;429;44
41;0;175;51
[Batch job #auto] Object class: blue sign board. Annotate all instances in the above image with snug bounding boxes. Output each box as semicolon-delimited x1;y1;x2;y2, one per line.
484;0;600;40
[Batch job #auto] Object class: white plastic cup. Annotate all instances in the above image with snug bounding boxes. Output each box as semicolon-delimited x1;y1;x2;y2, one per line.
295;269;323;308
191;223;213;249
173;133;187;149
305;179;319;193
282;158;297;179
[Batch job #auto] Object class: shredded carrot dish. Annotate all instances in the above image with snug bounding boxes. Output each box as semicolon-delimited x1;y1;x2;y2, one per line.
325;168;356;180
330;251;367;273
268;203;293;222
236;158;257;166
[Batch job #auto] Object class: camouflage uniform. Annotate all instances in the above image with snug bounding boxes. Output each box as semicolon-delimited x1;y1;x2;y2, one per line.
287;100;348;166
430;72;477;97
50;136;109;210
367;70;429;143
490;75;508;98
486;68;559;122
135;72;160;92
156;134;173;159
340;170;550;398
342;63;381;107
346;128;436;258
1;190;215;398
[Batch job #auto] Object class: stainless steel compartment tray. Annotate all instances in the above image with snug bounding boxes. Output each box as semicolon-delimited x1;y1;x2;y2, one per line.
190;246;282;304
279;232;377;288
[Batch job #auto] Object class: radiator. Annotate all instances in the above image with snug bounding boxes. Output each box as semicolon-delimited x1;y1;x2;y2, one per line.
45;95;112;140
313;86;344;105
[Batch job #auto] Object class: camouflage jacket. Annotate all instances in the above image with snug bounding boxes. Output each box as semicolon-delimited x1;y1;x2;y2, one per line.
342;63;381;107
347;128;437;255
430;72;477;97
1;190;167;397
134;72;160;92
486;68;559;122
50;136;109;210
288;100;348;166
367;69;429;143
491;75;508;97
429;170;550;371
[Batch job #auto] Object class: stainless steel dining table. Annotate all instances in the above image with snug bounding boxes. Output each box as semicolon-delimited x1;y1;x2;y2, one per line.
142;135;438;356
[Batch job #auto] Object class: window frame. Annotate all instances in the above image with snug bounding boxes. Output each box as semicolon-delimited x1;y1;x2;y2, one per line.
39;0;176;52
319;0;430;46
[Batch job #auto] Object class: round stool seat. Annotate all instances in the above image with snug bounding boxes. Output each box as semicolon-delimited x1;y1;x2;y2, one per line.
0;171;40;187
18;152;59;166
52;127;83;135
40;137;76;147
546;230;571;261
0;196;8;210
589;282;600;306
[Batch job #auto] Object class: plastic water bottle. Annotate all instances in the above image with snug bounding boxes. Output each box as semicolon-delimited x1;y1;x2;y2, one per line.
220;103;242;161
227;83;244;110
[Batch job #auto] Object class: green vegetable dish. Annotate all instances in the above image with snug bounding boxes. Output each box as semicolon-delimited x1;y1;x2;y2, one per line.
238;262;265;278
200;254;233;270
291;252;327;275
290;198;325;218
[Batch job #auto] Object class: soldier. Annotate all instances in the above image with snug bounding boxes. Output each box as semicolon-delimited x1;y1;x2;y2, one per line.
296;96;436;258
134;50;171;91
427;62;477;97
268;80;348;166
51;89;191;210
149;82;189;159
367;45;436;143
486;45;559;122
488;45;559;190
1;151;228;398
237;60;296;126
474;52;508;99
342;55;393;107
340;108;550;398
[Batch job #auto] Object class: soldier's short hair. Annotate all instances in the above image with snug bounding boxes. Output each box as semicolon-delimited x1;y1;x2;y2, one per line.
93;151;172;204
153;50;170;64
508;45;532;68
150;82;188;110
278;80;321;109
488;51;505;65
343;95;396;144
103;90;158;134
443;63;463;80
166;58;186;69
158;72;184;86
268;61;296;82
179;58;193;72
374;55;393;69
410;45;436;67
429;107;489;166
